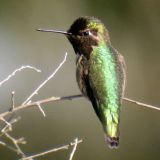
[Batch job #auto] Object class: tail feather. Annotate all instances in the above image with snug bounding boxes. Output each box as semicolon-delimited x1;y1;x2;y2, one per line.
103;108;120;148
104;134;119;149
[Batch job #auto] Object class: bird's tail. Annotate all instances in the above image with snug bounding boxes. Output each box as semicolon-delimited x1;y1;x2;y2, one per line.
103;111;120;149
104;134;119;149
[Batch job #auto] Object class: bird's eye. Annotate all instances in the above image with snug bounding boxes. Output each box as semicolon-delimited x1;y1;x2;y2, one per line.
82;30;91;36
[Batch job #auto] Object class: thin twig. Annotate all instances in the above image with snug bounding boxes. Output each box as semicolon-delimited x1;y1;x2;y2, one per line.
0;95;82;119
69;138;79;160
123;97;160;111
0;140;19;153
0;117;11;126
0;65;41;87
36;102;46;117
0;117;12;131
11;91;15;111
22;52;68;105
0;94;160;120
3;132;26;157
20;138;82;160
1;117;20;136
0;117;31;159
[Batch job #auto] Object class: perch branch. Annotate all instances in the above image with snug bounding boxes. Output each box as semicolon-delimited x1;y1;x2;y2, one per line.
123;97;160;111
0;95;82;119
0;94;160;120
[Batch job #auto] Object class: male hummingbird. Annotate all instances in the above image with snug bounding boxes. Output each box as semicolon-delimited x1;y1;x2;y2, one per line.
37;16;126;148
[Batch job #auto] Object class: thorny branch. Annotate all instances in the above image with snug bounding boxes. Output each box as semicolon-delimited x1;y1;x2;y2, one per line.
0;52;160;159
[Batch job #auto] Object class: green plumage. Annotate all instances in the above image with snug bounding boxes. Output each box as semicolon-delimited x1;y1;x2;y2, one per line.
89;41;121;140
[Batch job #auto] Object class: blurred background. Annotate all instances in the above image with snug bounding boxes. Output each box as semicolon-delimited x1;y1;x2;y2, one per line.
0;0;160;159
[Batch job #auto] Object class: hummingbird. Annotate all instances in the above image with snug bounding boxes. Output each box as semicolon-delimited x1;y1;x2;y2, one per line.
37;16;126;148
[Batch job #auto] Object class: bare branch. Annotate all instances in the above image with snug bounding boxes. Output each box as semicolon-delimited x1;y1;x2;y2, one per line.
0;94;160;121
0;118;26;157
22;52;68;105
69;138;79;160
1;117;20;135
1;117;26;157
0;95;82;119
0;117;11;127
0;65;41;87
36;102;46;117
0;117;13;132
0;140;19;153
11;91;15;111
20;138;82;160
123;97;160;111
3;132;26;157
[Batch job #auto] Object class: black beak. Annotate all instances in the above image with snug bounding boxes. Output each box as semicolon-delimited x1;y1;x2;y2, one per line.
36;28;72;36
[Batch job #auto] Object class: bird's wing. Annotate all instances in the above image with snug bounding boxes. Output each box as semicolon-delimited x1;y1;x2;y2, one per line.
85;75;102;120
76;54;102;120
109;45;126;99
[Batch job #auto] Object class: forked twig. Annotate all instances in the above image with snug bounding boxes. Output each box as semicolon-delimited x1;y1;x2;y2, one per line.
69;138;79;160
20;138;82;160
0;94;159;120
22;52;68;105
3;132;26;157
0;140;19;153
36;102;46;117
0;95;82;119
